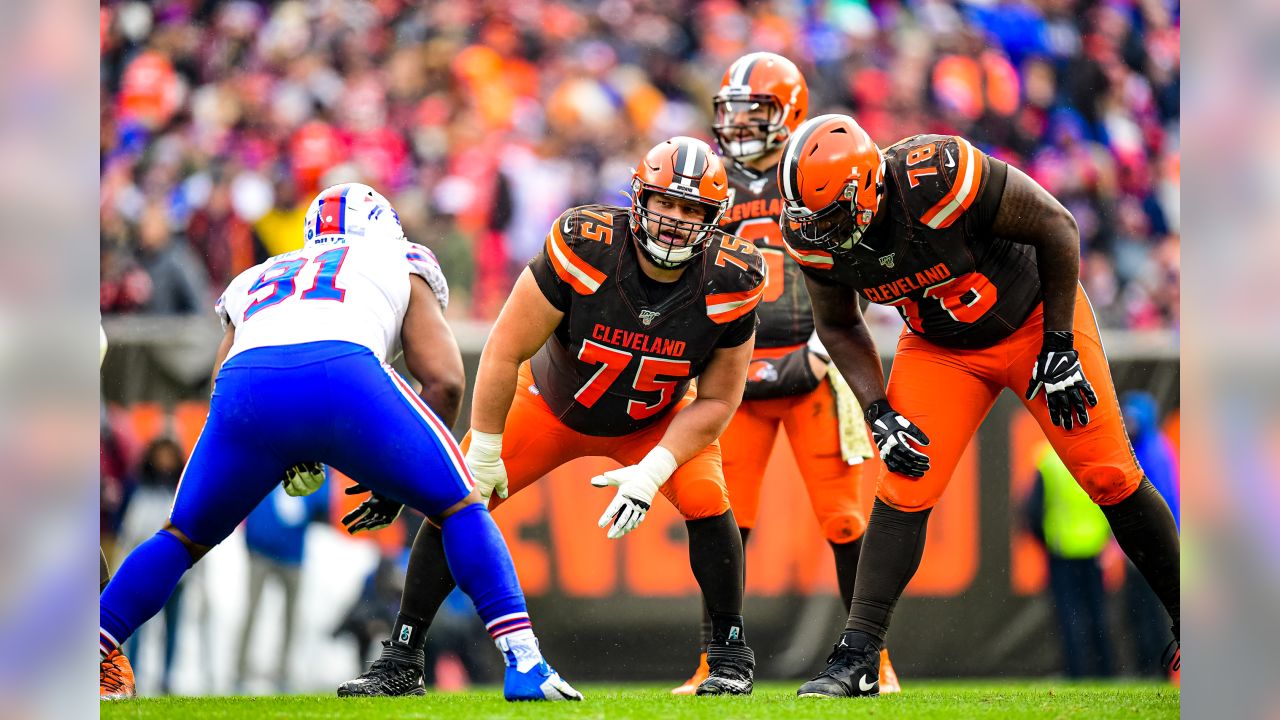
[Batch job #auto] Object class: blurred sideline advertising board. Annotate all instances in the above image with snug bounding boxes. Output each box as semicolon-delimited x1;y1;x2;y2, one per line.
101;316;1179;679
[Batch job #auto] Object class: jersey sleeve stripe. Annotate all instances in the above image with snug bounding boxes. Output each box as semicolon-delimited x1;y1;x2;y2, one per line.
920;137;983;229
781;240;835;268
546;221;606;295
706;283;765;324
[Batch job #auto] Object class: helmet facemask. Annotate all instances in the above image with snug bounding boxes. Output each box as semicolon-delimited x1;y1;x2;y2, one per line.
712;94;791;161
630;182;727;269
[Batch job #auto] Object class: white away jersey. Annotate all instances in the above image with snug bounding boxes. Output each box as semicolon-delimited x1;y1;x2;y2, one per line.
216;237;449;362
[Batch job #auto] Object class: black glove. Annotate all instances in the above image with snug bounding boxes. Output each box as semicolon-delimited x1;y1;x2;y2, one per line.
1025;331;1098;430
340;483;403;534
865;399;931;478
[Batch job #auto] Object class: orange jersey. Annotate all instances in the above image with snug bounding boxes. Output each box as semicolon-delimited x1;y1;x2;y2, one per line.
528;204;765;436
783;134;1042;349
721;161;813;349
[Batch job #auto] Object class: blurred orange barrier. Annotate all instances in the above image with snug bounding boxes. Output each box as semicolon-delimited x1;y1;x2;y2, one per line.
112;402;984;598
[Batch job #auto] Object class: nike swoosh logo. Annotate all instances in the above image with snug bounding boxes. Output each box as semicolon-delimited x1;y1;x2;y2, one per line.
858;675;877;692
944;149;956;168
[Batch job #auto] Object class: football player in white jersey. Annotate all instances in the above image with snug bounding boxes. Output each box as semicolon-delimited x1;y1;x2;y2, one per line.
99;183;580;702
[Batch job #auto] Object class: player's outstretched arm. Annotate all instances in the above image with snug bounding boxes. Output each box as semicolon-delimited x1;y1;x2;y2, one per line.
804;274;932;475
803;274;885;409
472;267;565;434
991;164;1098;429
658;335;753;465
991;163;1080;334
402;275;467;427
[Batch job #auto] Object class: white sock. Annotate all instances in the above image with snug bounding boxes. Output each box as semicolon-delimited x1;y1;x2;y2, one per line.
497;630;542;672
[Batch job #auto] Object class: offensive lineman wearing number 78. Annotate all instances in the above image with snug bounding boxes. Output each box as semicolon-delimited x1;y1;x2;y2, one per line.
776;115;1181;698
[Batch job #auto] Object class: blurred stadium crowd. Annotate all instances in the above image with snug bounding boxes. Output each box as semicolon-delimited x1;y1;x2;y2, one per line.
99;0;1180;329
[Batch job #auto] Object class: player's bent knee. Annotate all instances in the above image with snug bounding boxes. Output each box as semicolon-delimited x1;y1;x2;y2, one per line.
160;523;212;563
433;488;485;523
821;513;867;544
1079;466;1141;506
673;479;731;521
875;484;942;513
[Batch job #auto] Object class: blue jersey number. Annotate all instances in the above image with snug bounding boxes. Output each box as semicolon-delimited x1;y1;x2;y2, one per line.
301;247;349;301
243;247;350;321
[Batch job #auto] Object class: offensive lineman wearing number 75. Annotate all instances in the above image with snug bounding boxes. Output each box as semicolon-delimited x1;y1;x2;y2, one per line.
339;136;767;698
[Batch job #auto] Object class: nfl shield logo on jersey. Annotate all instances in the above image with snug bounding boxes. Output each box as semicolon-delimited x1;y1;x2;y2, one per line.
879;254;895;269
638;309;661;326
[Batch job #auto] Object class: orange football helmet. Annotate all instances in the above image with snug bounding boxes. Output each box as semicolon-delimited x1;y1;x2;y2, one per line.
630;136;730;268
712;52;809;161
778;114;885;249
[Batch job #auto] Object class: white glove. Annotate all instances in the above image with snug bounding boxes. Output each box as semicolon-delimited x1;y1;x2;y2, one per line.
591;447;678;539
465;430;508;501
282;462;326;497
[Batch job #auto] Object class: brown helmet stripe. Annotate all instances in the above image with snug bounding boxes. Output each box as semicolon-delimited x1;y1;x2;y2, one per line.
729;53;762;89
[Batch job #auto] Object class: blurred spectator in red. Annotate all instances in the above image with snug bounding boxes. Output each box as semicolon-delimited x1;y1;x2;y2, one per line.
185;170;265;289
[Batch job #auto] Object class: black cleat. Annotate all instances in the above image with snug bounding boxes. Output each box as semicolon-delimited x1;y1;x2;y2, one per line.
337;640;426;697
695;642;755;695
797;637;881;698
1162;638;1180;673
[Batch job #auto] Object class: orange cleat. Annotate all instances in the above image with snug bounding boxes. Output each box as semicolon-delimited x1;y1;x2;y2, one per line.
100;649;136;700
671;652;709;695
879;647;901;694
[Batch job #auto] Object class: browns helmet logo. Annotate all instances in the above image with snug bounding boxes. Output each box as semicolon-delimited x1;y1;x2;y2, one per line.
748;359;779;383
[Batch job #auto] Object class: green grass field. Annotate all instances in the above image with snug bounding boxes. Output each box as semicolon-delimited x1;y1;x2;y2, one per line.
101;681;1179;719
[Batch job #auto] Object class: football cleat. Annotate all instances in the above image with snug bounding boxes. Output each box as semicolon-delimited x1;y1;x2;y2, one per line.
336;640;425;697
879;648;901;694
695;642;755;696
671;651;709;695
100;649;136;700
499;638;582;702
1162;637;1180;685
797;637;881;698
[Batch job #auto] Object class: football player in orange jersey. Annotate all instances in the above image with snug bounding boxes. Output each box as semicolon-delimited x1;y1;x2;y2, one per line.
671;53;899;695
775;115;1180;697
339;137;767;696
